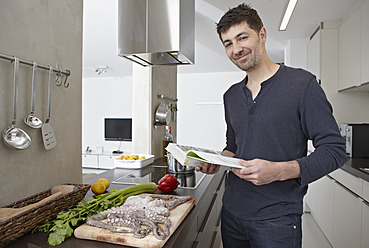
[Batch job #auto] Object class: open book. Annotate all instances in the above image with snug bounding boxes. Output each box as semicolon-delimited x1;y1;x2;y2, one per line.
165;143;245;170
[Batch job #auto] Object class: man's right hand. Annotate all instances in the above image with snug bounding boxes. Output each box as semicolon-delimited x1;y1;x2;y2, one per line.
195;149;235;174
195;162;220;174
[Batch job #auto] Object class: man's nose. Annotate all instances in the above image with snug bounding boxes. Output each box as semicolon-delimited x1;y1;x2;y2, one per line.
233;42;243;55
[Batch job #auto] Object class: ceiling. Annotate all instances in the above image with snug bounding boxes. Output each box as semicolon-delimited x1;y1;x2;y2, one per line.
83;0;360;78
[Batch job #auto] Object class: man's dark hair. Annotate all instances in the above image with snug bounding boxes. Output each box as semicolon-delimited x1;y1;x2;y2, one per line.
216;3;264;41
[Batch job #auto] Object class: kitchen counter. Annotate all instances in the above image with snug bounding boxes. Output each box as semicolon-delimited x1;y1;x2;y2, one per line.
7;160;226;248
341;158;369;182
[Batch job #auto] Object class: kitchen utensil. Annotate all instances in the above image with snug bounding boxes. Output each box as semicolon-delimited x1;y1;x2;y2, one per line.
2;57;32;149
24;61;43;128
154;102;171;127
41;66;57;150
0;185;76;221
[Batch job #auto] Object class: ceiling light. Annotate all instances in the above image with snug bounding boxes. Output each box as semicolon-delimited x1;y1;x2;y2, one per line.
279;0;298;31
95;66;108;75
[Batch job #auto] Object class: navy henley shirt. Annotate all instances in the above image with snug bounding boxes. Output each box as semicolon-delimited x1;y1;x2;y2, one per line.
222;64;347;220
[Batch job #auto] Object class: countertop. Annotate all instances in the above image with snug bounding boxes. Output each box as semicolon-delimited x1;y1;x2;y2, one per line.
7;161;226;248
341;157;369;182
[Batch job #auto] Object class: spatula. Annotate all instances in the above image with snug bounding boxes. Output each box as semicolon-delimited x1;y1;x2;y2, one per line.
42;66;57;150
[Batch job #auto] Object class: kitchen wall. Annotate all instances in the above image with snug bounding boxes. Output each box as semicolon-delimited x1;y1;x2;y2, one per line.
0;0;83;206
82;76;133;153
177;71;244;151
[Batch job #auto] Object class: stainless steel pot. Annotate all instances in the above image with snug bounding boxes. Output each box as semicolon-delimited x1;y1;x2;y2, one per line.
154;102;171;127
169;171;196;188
167;153;195;173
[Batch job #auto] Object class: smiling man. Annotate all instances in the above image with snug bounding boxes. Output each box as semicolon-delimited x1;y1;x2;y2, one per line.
195;3;347;248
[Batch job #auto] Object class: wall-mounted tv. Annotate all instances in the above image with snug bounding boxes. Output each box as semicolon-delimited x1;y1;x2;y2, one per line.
104;118;132;141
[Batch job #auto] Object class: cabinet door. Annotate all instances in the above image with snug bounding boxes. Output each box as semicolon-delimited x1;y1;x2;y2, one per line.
307;30;321;81
362;200;369;248
305;179;318;217
195;193;218;248
333;182;362;248
82;155;98;168
363;180;369;203
361;0;369;83
98;155;116;169
339;6;361;90
316;176;335;244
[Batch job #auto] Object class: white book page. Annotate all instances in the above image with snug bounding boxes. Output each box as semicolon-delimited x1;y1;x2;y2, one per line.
193;151;245;169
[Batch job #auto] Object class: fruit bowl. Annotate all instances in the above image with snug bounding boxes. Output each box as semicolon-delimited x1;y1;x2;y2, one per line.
114;154;155;169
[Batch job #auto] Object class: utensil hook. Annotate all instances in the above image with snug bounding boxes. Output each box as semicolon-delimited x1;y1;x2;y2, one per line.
63;70;70;88
55;67;62;86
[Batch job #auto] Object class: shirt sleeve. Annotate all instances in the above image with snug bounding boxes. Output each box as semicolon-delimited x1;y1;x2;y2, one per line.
296;78;347;186
223;94;237;154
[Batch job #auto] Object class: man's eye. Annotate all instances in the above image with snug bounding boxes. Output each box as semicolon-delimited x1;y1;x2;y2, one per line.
224;43;232;48
240;36;248;41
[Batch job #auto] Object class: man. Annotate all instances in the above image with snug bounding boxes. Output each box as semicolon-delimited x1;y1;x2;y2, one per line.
195;3;347;248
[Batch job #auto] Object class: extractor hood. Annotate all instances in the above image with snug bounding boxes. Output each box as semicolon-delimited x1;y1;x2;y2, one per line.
118;0;194;66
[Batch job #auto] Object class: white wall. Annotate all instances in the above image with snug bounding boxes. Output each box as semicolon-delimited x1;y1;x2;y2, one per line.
177;71;245;151
284;38;309;70
82;76;133;153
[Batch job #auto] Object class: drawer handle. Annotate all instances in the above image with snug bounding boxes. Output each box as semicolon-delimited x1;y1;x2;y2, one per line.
335;181;360;199
198;193;218;233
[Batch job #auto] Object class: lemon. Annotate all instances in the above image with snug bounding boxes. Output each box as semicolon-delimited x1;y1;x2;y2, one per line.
97;178;110;189
91;182;106;195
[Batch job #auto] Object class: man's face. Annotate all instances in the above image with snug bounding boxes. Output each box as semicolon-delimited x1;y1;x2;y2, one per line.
221;22;266;72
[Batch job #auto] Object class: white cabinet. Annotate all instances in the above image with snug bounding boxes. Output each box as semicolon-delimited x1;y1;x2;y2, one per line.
361;0;369;84
333;181;362;248
363;180;369;202
99;155;118;169
307;29;321;81
362;200;369;248
339;0;369;91
82;153;120;169
305;179;318;217
330;168;363;197
82;154;98;168
315;176;335;244
338;7;361;90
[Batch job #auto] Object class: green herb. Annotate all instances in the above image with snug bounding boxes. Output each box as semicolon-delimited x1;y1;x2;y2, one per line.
33;182;157;246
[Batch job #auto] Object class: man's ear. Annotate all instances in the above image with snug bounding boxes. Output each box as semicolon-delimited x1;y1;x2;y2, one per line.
259;27;267;43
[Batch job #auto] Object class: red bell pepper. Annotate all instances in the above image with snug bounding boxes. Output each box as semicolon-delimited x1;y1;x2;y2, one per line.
158;174;179;193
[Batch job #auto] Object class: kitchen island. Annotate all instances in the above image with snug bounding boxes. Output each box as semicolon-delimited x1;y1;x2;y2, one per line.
7;159;226;248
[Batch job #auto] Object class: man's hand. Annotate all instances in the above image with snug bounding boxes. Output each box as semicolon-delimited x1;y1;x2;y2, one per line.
232;159;300;185
195;149;235;174
195;162;220;174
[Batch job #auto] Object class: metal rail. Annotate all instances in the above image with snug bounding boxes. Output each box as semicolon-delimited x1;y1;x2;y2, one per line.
0;52;71;88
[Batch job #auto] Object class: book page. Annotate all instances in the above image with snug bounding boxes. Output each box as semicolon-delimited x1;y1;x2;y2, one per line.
192;151;245;169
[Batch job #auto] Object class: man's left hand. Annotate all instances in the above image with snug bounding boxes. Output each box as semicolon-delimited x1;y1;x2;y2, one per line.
232;158;300;185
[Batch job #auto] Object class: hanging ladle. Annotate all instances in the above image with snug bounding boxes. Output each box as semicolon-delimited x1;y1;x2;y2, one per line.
2;57;32;149
24;61;43;128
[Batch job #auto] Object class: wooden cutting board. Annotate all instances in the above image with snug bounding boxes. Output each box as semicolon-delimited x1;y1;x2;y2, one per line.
74;195;195;248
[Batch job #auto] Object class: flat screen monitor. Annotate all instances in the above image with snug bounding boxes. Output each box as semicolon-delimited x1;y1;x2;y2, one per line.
104;118;132;141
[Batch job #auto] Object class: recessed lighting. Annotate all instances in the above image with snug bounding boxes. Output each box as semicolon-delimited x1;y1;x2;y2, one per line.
95;66;108;75
279;0;298;31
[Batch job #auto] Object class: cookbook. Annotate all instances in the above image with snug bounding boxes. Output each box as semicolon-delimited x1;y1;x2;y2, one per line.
165;143;245;170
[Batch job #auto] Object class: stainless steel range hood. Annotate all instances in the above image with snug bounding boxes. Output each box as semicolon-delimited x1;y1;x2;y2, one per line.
118;0;194;66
